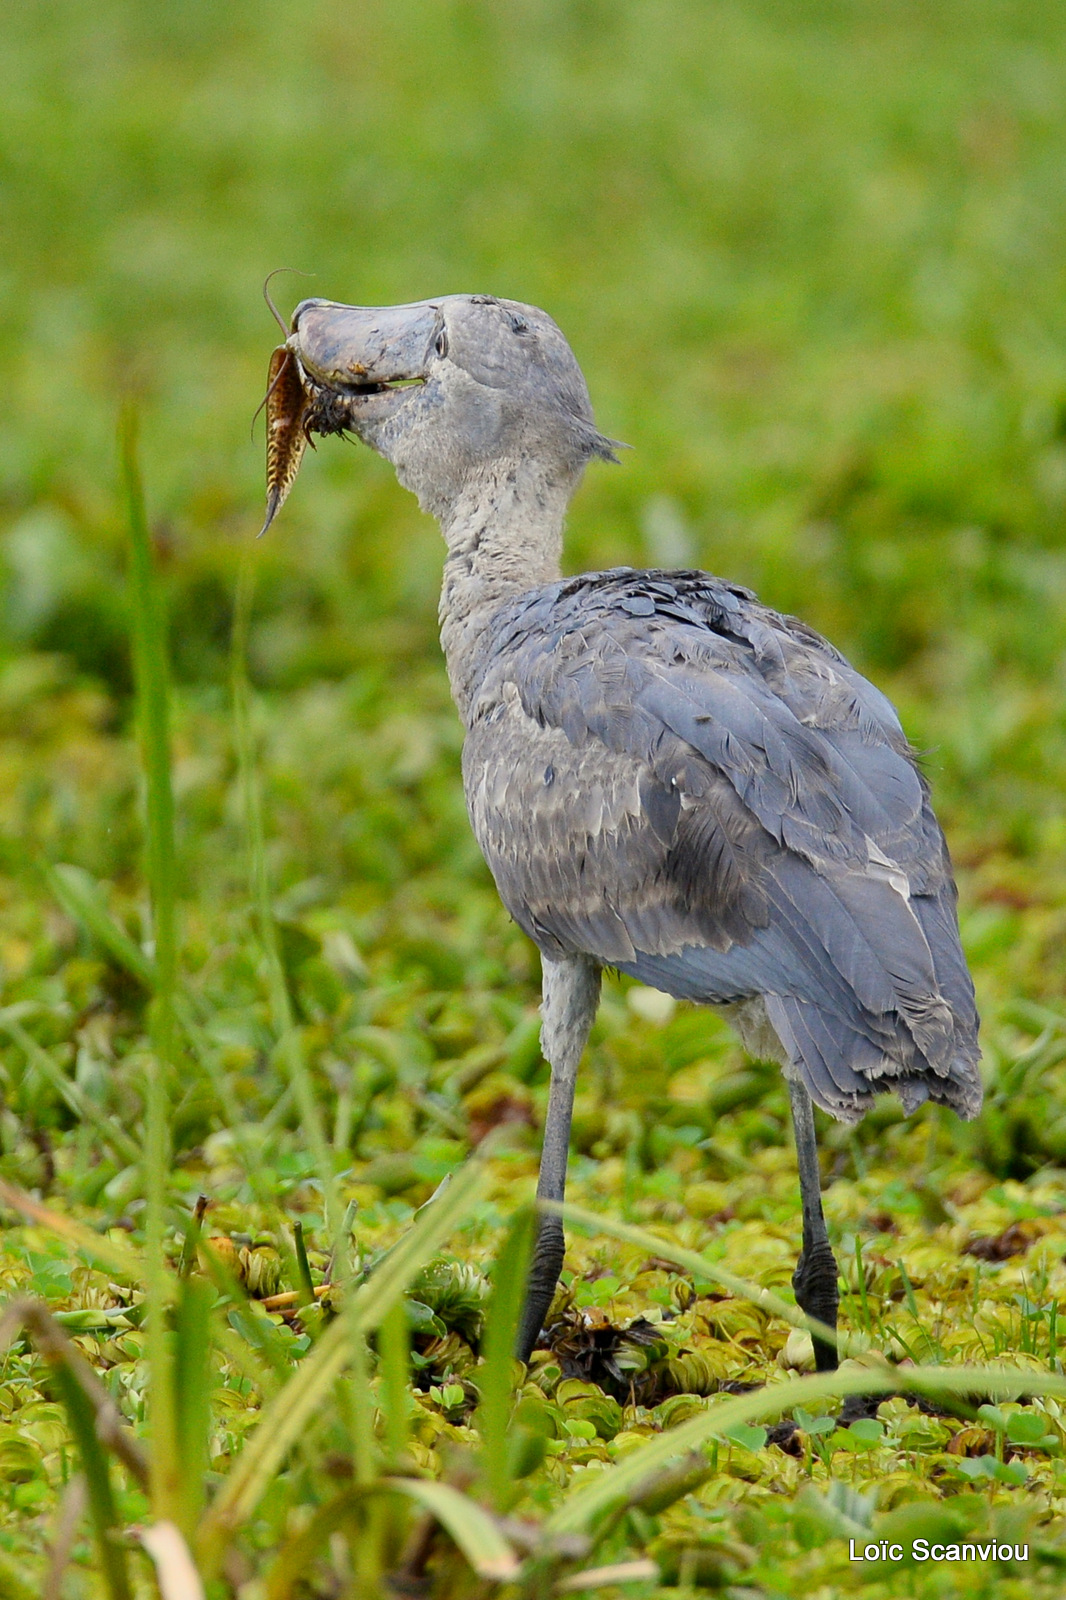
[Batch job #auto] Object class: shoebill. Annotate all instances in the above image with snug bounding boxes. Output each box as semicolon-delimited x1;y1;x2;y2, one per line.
260;292;982;1368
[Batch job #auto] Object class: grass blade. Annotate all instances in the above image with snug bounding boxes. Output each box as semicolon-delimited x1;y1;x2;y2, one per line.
42;861;157;990
292;1219;316;1312
121;410;177;990
230;544;339;1232
0;1181;161;1288
178;1196;209;1279
196;1152;487;1571
42;861;307;1251
379;1298;411;1469
121;405;180;1521
347;1336;377;1486
263;1478;520;1596
378;1478;520;1581
50;1362;133;1600
263;1492;363;1600
0;1010;141;1167
137;1522;206;1600
173;1277;214;1536
262;1491;363;1600
476;1203;534;1511
43;1476;88;1600
558;1560;659;1591
378;1297;412;1561
41;863;302;1244
195;1237;294;1383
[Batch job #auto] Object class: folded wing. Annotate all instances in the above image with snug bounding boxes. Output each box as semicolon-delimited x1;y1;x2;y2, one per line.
464;569;981;1123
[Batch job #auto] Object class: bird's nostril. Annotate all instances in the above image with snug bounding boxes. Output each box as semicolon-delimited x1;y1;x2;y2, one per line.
289;297;325;332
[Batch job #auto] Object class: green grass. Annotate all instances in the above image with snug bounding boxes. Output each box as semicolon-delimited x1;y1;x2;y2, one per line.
3;1;1066;1594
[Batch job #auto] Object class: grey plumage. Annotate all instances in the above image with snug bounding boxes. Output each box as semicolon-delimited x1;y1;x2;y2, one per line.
464;567;980;1124
281;290;982;1363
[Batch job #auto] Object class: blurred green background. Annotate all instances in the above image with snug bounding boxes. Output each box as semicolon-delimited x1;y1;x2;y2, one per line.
2;0;1065;1015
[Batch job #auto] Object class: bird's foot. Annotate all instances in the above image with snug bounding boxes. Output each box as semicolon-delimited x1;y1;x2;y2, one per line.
793;1239;840;1372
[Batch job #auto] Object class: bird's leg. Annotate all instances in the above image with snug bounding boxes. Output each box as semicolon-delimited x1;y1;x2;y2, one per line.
788;1078;839;1372
516;954;601;1362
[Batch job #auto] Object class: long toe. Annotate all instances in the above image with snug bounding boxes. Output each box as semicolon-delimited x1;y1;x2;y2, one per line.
517;1218;566;1362
793;1241;840;1371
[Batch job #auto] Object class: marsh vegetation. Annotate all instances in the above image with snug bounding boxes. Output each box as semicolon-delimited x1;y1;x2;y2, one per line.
2;2;1066;1594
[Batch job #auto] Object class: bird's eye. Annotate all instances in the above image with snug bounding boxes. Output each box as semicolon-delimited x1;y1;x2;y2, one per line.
435;328;449;358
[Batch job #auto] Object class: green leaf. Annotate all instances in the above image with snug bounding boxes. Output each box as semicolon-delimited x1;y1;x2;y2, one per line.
1006;1410;1049;1444
0;1433;42;1484
792;1481;876;1543
873;1500;970;1554
52;1308;131;1332
952;1453;1029;1484
565;1418;598;1440
724;1423;767;1451
794;1408;836;1437
405;1299;447;1339
952;1456;996;1480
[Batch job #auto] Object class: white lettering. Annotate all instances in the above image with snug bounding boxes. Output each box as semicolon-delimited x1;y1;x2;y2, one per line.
850;1534;1027;1566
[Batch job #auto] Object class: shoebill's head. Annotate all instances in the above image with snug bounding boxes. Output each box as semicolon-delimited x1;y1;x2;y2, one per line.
261;293;617;531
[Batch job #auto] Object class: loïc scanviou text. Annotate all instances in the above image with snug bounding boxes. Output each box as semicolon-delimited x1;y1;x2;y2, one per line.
849;1539;1028;1563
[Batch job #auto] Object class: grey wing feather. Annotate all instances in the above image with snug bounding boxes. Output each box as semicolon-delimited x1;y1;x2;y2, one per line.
464;569;981;1123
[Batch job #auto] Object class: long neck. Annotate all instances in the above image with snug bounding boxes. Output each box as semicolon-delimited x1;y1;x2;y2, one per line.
438;460;573;724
